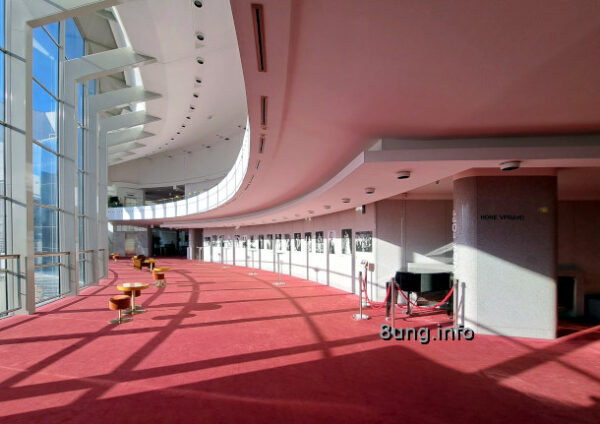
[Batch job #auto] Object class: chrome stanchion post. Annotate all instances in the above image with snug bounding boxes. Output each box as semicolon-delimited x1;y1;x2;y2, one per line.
352;271;370;320
248;250;258;276
223;246;230;269
197;246;203;264
273;252;285;286
453;279;458;329
391;279;396;331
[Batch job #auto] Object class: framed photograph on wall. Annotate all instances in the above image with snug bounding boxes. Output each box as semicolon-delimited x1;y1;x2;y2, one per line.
341;229;352;254
276;234;282;250
259;234;264;249
204;237;211;247
211;235;218;247
219;235;224;247
242;235;248;248
285;234;291;251
328;230;336;254
266;234;273;250
234;234;241;247
315;231;324;253
305;232;312;252
294;233;302;251
355;231;373;252
250;235;256;249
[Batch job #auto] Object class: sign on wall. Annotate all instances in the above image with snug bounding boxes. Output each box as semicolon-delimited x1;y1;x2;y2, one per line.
305;232;312;252
266;234;273;250
294;233;301;251
328;230;336;254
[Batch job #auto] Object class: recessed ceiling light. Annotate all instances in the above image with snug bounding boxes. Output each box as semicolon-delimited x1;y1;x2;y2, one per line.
170;137;174;141
176;131;181;134
206;145;211;149
181;124;186;128
197;57;204;65
196;33;205;41
225;137;229;141
190;105;195;110
193;1;202;8
342;198;350;203
195;78;202;84
186;116;191;120
365;187;375;194
323;205;331;209
193;93;199;98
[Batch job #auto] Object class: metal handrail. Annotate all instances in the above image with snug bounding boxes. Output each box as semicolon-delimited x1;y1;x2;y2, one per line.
0;254;20;260
34;251;70;257
79;249;95;254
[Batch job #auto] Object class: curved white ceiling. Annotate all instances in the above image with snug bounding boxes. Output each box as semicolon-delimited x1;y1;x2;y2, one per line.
111;0;248;166
109;0;600;228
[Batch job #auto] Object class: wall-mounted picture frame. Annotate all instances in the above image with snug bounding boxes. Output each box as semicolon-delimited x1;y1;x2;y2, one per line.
266;234;273;250
328;230;336;254
276;234;282;250
305;232;312;252
315;231;324;253
285;234;291;251
355;231;373;252
341;229;352;254
249;235;256;250
259;234;264;249
234;234;241;247
294;233;302;251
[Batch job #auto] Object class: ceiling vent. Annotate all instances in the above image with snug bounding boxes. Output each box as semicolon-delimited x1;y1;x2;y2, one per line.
259;136;265;153
260;96;267;129
251;4;266;72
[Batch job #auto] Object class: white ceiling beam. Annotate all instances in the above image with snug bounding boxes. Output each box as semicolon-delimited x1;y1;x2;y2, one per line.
107;129;155;147
101;110;160;134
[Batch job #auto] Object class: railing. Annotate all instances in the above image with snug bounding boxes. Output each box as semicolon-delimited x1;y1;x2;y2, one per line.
0;254;22;316
78;250;95;289
34;251;71;305
107;119;251;222
98;248;107;279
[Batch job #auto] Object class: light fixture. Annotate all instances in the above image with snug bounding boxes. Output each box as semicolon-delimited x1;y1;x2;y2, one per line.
181;124;186;128
196;33;205;41
193;1;202;8
186;116;191;120
342;198;350;204
365;187;375;194
170;137;174;140
396;171;411;180
176;131;181;134
190;105;196;110
500;160;521;171
193;93;199;98
195;78;202;84
323;205;331;209
197;57;204;65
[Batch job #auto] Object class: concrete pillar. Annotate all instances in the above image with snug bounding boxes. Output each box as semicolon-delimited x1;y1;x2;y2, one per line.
453;172;557;339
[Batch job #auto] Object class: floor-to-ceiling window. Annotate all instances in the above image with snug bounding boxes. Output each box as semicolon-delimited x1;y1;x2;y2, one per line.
65;18;88;288
32;22;61;303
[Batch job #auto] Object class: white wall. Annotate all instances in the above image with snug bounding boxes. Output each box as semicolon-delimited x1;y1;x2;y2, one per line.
109;141;239;187
558;201;600;310
204;206;376;295
203;201;453;302
375;199;453;301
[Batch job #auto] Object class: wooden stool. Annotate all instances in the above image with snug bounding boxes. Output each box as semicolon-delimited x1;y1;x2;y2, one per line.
109;295;132;324
111;253;119;263
153;267;170;287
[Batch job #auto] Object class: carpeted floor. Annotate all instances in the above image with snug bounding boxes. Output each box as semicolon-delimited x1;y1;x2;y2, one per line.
0;258;598;423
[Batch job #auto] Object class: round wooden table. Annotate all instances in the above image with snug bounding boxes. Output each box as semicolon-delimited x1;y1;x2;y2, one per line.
145;258;157;271
117;282;150;314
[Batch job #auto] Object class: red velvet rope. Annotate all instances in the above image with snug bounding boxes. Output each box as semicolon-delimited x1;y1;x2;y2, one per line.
360;273;391;310
398;286;454;309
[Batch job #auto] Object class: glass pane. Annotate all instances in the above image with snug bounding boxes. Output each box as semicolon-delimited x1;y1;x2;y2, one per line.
65;19;84;60
78;171;84;215
88;79;97;96
0;126;4;196
0;198;4;255
35;266;60;303
77;83;84;124
0;52;4;120
79;216;85;248
33;27;59;95
44;23;59;43
34;206;59;266
77;128;84;169
78;259;85;288
33;144;58;207
33;81;58;150
0;0;4;48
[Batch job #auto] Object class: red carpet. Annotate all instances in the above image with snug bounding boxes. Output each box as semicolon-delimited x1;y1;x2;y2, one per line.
0;258;598;423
